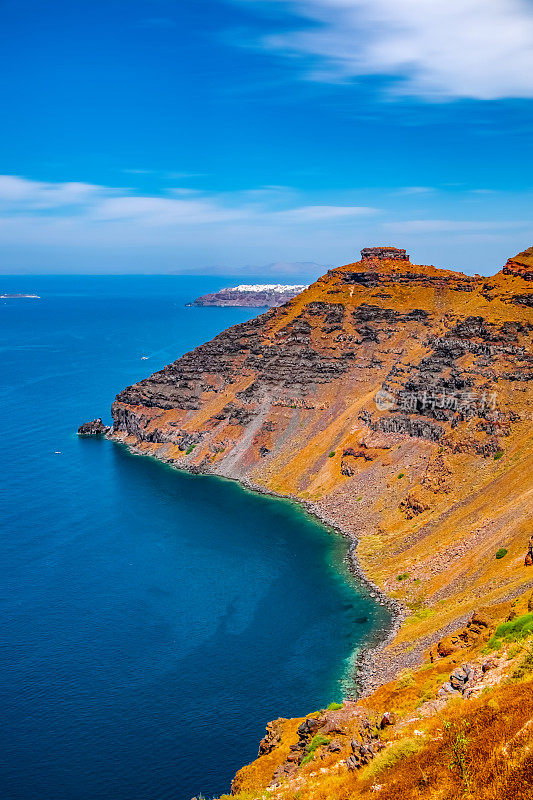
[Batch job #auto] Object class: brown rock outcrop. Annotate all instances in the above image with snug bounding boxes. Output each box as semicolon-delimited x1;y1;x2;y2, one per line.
258;720;284;756
525;536;533;566
429;611;493;661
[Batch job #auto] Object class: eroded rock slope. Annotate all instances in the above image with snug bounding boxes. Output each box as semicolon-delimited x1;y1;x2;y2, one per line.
111;246;533;673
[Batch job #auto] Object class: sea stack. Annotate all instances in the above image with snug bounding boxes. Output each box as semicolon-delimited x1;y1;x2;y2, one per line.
77;418;110;436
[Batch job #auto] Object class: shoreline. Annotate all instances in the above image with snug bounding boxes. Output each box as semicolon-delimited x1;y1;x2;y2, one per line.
106;433;404;698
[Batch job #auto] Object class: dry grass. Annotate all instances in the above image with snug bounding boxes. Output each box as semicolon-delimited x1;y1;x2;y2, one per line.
362;680;533;800
230;624;533;800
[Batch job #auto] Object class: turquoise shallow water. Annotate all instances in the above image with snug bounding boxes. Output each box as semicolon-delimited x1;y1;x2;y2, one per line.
0;276;390;800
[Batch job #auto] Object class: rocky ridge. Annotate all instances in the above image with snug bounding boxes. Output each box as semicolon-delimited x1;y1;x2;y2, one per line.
110;247;533;642
106;245;533;797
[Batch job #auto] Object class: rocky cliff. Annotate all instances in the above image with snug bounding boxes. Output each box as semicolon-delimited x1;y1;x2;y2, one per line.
109;246;533;797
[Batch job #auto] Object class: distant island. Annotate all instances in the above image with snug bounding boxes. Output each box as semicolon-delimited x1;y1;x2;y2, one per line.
1;294;40;299
187;283;308;308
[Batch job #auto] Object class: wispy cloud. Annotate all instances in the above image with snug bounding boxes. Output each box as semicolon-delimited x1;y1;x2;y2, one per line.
122;168;154;175
246;0;533;100
0;174;529;274
0;175;105;209
276;204;375;222
121;169;209;180
0;174;378;236
383;219;531;233
395;186;434;196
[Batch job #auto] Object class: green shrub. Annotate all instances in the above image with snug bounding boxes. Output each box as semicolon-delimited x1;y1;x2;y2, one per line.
219;794;266;800
487;613;533;651
300;734;331;766
495;548;508;559
511;651;533;680
328;451;335;458
326;701;343;711
507;644;520;659
417;689;435;705
404;607;435;626
308;734;331;749
396;669;416;689
185;445;196;455
444;720;471;787
494;451;504;460
496;612;533;640
363;737;421;781
398;472;405;479
397;572;410;581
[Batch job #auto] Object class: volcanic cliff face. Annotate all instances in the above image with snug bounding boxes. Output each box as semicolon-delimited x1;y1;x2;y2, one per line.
111;247;533;681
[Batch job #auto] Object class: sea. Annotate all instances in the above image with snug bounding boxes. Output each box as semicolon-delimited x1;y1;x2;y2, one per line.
0;276;391;800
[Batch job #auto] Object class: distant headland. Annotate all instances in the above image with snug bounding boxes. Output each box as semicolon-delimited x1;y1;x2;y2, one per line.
187;283;308;308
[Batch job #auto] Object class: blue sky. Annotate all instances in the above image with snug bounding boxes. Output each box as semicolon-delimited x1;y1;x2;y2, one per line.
1;0;532;275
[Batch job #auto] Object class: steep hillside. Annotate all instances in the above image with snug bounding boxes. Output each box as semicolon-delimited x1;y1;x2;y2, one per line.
108;245;533;797
111;245;532;659
226;596;533;800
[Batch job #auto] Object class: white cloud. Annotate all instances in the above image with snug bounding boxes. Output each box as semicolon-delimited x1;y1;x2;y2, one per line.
89;195;247;225
274;204;377;221
0;174;530;274
0;175;104;209
252;0;533;99
383;218;530;233
0;174;378;238
395;186;434;196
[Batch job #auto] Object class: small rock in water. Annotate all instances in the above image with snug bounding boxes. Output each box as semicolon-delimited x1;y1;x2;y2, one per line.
77;418;110;436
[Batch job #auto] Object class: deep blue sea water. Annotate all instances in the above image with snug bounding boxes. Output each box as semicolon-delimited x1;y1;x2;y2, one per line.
0;276;390;800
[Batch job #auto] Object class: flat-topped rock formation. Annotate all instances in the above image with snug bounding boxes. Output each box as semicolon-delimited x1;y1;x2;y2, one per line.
360;246;409;261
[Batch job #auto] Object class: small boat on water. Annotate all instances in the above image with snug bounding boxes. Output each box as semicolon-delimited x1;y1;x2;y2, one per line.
1;294;40;299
